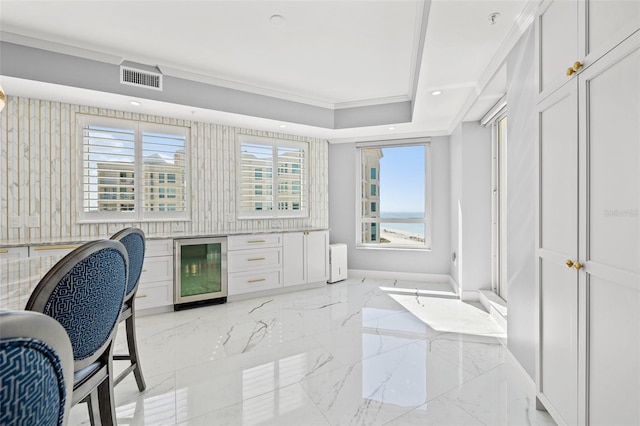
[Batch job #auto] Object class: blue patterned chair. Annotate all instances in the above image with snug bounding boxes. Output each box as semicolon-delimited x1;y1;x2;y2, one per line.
110;227;146;391
25;239;128;426
0;310;74;426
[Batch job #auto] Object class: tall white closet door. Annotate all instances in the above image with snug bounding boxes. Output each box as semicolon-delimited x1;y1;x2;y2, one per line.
582;0;640;61
579;32;640;426
538;0;579;98
537;82;580;426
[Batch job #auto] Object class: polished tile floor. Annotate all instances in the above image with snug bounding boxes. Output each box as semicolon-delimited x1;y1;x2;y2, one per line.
68;277;556;425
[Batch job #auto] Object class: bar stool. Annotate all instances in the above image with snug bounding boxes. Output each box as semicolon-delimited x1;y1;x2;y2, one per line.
110;227;147;391
26;239;128;426
0;310;74;426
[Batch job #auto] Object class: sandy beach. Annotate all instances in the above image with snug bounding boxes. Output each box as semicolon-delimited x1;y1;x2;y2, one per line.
379;227;425;245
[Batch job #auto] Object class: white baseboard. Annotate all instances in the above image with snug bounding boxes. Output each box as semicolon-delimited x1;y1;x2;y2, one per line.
448;276;460;296
460;290;481;302
348;269;450;283
228;281;325;302
505;345;536;390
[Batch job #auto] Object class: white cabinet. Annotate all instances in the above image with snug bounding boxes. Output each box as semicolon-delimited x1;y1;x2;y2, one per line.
536;10;640;424
283;231;329;287
0;247;28;259
136;239;173;311
537;0;640;99
227;234;283;296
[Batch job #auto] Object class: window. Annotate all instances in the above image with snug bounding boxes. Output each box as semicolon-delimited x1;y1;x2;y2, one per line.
357;139;431;249
79;115;189;222
237;135;308;218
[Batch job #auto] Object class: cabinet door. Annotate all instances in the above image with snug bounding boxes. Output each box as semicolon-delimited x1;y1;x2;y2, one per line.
582;0;640;62
536;81;579;426
282;232;305;287
537;0;579;98
579;32;640;425
0;247;28;259
306;231;328;283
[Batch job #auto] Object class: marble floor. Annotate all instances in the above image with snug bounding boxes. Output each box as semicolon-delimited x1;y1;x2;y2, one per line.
68;277;556;425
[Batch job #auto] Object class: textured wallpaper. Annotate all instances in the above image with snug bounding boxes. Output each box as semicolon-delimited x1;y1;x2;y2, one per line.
0;96;329;242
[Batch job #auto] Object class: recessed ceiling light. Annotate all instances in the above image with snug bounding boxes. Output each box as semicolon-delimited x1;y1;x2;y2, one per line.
488;12;500;25
279;124;287;128
130;101;141;106
270;14;286;25
388;126;395;130
431;90;442;96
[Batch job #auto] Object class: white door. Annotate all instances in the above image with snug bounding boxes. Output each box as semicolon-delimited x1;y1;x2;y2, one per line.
536;81;580;426
578;32;640;426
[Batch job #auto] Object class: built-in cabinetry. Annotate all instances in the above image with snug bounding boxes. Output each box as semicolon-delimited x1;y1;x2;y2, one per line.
0;247;28;259
0;230;329;309
227;233;283;296
135;239;173;311
282;230;329;287
227;230;329;296
536;2;639;424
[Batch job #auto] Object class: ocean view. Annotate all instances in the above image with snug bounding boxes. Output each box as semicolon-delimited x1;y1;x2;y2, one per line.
379;212;425;237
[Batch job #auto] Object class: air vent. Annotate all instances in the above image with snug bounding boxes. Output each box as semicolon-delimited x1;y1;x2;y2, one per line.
120;65;163;91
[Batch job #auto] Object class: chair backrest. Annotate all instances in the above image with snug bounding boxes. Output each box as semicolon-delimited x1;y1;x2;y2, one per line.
110;227;146;299
0;310;74;426
25;239;128;370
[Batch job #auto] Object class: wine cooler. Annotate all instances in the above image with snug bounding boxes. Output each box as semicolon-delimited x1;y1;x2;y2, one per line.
174;237;227;310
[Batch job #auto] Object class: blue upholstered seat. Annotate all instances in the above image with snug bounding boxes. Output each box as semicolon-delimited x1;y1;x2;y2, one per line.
0;310;74;426
25;239;128;426
110;227;147;391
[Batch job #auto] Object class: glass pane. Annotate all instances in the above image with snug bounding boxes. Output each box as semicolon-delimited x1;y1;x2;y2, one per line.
83;125;135;213
142;130;187;213
180;243;222;297
360;144;427;247
277;145;306;211
240;142;274;212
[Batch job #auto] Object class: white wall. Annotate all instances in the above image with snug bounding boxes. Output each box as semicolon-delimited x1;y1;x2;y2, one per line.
328;137;450;275
0;96;329;241
449;121;493;294
505;25;537;379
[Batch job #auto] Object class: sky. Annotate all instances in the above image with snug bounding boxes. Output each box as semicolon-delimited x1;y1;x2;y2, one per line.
379;145;425;214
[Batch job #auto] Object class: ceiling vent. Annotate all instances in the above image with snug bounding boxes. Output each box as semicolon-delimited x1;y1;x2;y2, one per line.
120;63;163;91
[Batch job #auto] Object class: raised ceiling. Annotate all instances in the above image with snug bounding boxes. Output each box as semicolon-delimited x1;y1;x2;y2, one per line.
0;0;536;142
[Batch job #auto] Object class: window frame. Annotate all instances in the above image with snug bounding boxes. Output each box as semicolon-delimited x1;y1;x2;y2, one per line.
236;134;309;219
355;138;432;250
77;115;190;223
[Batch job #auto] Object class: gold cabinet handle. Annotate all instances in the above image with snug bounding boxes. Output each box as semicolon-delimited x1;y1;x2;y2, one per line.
566;61;584;76
565;259;584;270
0;249;8;254
33;245;80;251
135;294;147;299
142;269;148;272
248;240;266;243
248;278;266;283
248;257;266;262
